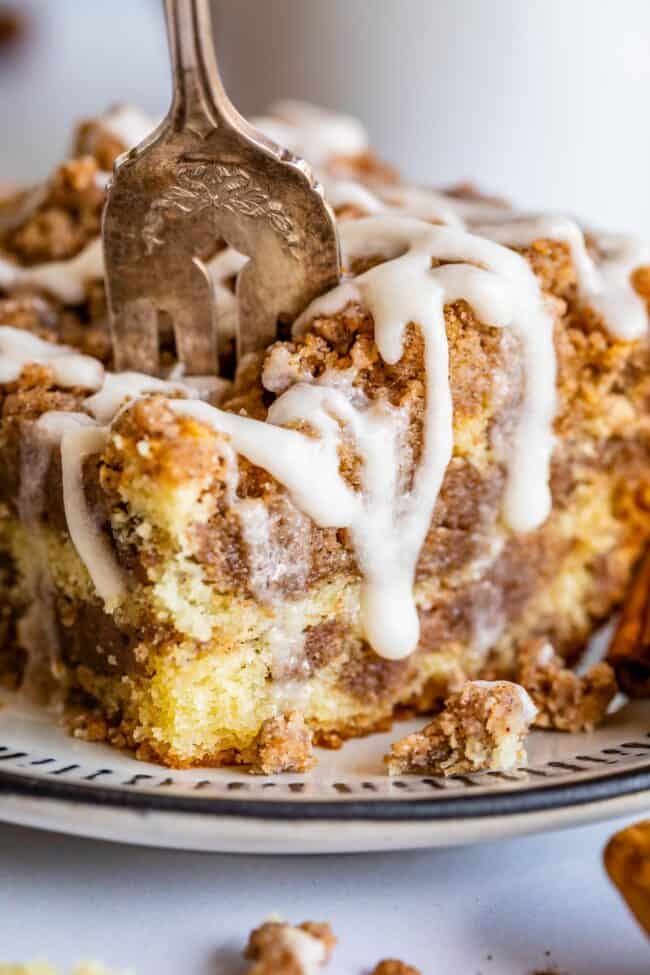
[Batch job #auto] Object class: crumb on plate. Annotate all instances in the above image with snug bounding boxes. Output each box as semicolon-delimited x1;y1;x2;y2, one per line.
386;679;536;776
245;711;316;775
517;639;617;732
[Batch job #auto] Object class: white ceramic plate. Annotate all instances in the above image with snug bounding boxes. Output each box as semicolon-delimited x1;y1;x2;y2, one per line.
1;689;649;853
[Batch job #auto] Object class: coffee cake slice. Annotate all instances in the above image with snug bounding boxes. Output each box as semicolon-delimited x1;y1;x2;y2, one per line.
0;105;649;768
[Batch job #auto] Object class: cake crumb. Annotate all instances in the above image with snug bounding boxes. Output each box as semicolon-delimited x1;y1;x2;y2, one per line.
369;961;421;975
246;711;316;775
386;680;536;776
517;639;617;732
67;710;110;744
244;920;335;974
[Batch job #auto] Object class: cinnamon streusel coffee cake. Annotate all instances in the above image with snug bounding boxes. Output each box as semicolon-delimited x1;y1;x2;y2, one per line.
1;102;649;768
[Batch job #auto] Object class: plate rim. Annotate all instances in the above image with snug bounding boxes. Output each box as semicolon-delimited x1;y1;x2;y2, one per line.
1;761;650;822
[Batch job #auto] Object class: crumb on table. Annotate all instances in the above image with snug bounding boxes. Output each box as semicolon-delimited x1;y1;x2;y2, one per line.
604;818;650;938
244;920;336;974
369;961;422;975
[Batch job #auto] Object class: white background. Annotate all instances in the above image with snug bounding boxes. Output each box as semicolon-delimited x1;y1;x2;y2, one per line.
2;1;650;234
216;0;650;236
1;815;649;973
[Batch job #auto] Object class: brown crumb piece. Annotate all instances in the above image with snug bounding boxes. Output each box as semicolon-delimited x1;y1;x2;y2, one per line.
66;709;110;744
1;157;104;265
604;819;650;938
245;711;315;775
244;920;335;975
73;123;125;172
369;961;421;975
517;639;617;732
386;680;536;776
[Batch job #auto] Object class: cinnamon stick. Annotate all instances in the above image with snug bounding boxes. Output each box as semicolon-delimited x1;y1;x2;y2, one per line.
607;546;650;697
604;820;650;938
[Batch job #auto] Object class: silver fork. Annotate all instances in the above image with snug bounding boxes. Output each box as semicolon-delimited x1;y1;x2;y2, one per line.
102;0;340;376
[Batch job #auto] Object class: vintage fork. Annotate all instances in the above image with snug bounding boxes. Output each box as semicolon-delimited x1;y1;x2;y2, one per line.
102;0;340;376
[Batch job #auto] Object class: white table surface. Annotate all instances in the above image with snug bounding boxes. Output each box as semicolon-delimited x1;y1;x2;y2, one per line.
0;814;648;974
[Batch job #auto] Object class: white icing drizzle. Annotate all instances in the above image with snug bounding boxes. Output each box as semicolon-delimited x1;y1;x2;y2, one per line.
438;194;515;224
60;423;123;604
297;216;557;535
473;217;650;341
253;100;368;168
181;373;231;403
94;170;112;190
164;362;231;403
375;185;466;228
322;178;650;343
36;412;124;606
0;237;104;304
169;397;359;526
272;385;422;660
0;325;104;389
322;177;385;215
99;104;159;149
206;246;248;339
166;216;557;660
472;679;538;725
35;409;97;440
84;370;200;424
584;231;650;340
16;423;66;704
31;370;224;607
323;178;466;227
279;927;327;975
535;641;556;667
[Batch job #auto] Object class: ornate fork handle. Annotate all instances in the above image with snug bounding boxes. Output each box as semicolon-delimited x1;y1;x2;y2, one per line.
103;0;340;376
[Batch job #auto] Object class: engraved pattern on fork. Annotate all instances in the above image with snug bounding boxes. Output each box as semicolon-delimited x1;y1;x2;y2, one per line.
102;0;340;377
142;162;301;257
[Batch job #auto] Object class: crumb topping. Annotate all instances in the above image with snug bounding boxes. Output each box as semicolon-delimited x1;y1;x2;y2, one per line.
73;117;130;172
0;157;104;266
517;639;617;732
604;818;650;938
245;711;315;775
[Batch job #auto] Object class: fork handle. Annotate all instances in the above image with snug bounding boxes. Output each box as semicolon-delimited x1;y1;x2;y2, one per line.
165;0;240;132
